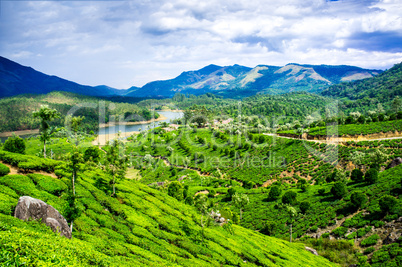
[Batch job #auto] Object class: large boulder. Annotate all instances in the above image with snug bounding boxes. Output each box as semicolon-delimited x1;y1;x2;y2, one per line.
385;157;402;170
14;196;72;239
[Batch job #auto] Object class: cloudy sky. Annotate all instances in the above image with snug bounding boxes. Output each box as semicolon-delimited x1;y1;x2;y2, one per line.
1;0;401;89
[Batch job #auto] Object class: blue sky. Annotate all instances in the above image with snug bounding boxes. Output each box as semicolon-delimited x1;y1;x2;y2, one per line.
1;0;401;89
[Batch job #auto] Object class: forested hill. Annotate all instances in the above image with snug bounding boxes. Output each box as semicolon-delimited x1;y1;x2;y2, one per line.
0;91;156;133
0;56;126;98
321;62;402;102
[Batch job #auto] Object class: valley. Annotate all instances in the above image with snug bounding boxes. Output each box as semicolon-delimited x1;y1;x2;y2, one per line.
0;58;401;267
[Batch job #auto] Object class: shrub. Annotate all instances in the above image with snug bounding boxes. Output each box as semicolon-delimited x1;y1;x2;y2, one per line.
268;185;282;200
379;195;398;214
227;187;236;199
282;191;297;205
3;135;25;154
167;181;183;201
361;234;380;247
350;191;367;209
208;189;216;198
331;182;348;199
299;201;311;214
332;227;348;237
350;169;364;182
318;188;326;195
363;247;375;255
365;168;378;184
0;163;10;176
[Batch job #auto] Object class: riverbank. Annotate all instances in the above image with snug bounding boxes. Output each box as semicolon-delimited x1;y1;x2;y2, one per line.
0;129;39;138
98;114;167;128
93;130;140;146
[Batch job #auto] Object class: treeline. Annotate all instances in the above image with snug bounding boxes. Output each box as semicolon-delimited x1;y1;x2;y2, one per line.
0;91;156;133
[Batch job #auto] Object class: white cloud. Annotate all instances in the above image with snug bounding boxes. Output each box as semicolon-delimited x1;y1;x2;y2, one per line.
0;0;401;89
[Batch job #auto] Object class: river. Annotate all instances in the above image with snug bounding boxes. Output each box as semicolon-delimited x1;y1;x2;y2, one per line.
0;110;183;143
98;110;183;135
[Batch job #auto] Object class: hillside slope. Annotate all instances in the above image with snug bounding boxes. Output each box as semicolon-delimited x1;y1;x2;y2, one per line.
0;56;126;98
0;150;336;266
321;62;402;102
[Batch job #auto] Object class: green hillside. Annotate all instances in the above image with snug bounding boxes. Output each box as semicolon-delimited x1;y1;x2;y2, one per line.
0;150;335;266
321;62;401;103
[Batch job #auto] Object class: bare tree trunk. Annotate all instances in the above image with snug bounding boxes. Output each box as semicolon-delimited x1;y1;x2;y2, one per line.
112;175;116;196
290;224;292;243
72;171;76;196
43;140;46;158
70;221;73;233
240;208;242;220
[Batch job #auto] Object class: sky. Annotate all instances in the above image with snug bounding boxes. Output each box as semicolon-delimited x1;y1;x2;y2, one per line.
1;0;402;89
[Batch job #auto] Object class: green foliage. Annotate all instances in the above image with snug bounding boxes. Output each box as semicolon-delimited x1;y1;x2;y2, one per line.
379;195;398;214
282;191;297;205
84;146;102;162
0;163;10;177
361;234;380;247
350;168;364;183
167;181;184;201
331;182;347;199
268;185;282;200
350;191;367;209
27;173;68;197
299;201;311;214
3;134;25;154
365;168;379;184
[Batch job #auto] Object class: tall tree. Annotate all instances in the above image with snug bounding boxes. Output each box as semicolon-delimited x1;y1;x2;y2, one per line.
68;149;83;196
33;105;60;158
285;205;298;243
105;134;128;196
66;115;85;146
232;192;249;221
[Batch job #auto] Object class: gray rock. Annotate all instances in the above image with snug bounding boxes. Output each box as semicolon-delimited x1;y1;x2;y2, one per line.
14;196;72;239
305;247;319;256
385;157;402;170
383;232;401;245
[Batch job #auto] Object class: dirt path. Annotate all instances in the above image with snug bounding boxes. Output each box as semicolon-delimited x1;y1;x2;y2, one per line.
2;162;58;179
269;133;402;144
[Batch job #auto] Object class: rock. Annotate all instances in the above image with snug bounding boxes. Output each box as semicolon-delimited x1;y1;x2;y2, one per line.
385;157;402;170
14;196;72;239
305;247;319;256
383;232;401;245
178;175;187;181
396;217;402;223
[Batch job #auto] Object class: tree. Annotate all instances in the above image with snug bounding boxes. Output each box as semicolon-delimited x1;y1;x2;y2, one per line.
365;168;379;184
369;147;389;167
105;135;128;196
392;96;401;113
68;149;83;196
282;191;297;205
327;169;347;182
84;146;102;163
350;168;364;183
232;192;249;221
66;115;85;146
299;201;311;214
331;182;347;199
3;134;25;154
168;181;184;201
379;195;397;214
285;205;298;243
33;105;60;158
194;194;209;229
268;185;282;200
350;191;367;209
64;191;82;233
183;105;211;127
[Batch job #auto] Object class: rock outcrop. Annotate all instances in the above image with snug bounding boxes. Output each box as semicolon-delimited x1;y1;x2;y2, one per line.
14;196;72;239
385;157;402;170
305;247;319;256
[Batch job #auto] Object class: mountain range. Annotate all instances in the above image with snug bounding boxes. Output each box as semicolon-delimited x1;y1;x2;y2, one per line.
0;56;382;99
